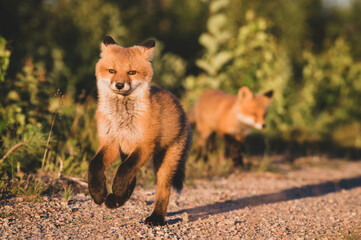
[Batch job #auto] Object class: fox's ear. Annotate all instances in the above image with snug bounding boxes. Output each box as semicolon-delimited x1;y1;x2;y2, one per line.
101;36;118;52
103;36;117;46
264;90;273;99
140;40;155;49
238;86;253;101
139;40;155;61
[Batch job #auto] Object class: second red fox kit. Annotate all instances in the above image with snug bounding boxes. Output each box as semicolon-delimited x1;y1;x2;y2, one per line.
189;86;273;163
88;36;192;226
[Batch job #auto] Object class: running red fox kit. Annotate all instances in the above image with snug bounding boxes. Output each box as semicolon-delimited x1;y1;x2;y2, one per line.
88;36;192;225
189;86;273;163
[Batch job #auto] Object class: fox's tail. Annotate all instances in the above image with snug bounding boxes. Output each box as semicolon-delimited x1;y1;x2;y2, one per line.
171;125;192;193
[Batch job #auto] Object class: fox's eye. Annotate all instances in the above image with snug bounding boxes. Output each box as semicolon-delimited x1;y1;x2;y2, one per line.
128;70;136;75
109;69;116;74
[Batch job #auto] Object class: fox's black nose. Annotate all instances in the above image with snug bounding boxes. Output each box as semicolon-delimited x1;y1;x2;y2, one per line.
263;124;266;128
115;82;124;90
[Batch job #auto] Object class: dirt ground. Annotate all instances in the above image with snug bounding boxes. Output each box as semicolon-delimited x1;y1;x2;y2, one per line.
1;158;361;239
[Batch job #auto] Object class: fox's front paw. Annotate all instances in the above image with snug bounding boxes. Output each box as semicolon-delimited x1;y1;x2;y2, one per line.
88;173;107;205
104;193;124;208
145;213;165;226
105;177;136;209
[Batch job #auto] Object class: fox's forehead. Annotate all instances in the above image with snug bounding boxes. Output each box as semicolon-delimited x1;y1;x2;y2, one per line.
98;50;149;72
241;102;265;112
102;45;142;59
239;97;269;113
95;44;153;78
257;95;272;106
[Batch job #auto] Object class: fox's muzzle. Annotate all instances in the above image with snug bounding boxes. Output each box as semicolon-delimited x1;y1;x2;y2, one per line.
115;82;125;90
237;113;264;130
111;81;132;96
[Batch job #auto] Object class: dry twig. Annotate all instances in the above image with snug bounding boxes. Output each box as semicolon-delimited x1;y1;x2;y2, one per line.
61;175;88;188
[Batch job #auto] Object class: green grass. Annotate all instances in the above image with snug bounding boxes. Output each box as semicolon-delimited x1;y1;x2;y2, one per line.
62;185;73;202
257;156;280;173
0;175;45;201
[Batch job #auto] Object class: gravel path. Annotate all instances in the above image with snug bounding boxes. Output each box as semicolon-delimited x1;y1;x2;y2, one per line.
1;160;361;239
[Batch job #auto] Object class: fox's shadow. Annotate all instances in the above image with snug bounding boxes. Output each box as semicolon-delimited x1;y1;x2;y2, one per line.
167;175;361;223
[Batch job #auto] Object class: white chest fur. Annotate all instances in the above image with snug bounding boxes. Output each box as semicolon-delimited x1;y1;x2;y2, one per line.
97;94;147;154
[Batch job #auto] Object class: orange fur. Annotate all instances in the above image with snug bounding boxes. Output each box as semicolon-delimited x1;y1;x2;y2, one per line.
88;37;191;226
190;86;273;162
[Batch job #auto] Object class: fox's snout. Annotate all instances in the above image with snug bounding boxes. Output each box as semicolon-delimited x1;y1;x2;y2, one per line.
236;113;266;130
111;80;131;94
253;123;266;130
115;82;124;90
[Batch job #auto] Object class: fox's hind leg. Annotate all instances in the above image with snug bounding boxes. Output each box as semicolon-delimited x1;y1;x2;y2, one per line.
206;132;218;153
195;129;212;162
146;131;191;226
88;145;119;204
224;135;244;166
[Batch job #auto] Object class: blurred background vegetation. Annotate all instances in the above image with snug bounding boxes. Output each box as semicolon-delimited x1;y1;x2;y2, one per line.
1;0;361;188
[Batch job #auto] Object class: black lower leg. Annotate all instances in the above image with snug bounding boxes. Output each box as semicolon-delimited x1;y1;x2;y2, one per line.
206;132;218;153
105;150;140;209
105;177;136;208
195;146;203;161
145;190;169;226
88;152;107;205
145;211;165;226
224;135;244;166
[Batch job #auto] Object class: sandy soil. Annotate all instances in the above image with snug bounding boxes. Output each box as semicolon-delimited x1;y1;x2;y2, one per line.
1;159;361;239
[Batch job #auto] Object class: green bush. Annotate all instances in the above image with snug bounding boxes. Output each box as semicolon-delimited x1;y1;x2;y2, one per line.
0;36;95;179
2;0;361;186
0;37;10;83
0;35;188;182
184;2;291;135
152;40;187;97
0;56;50;176
284;38;361;147
184;0;361;155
